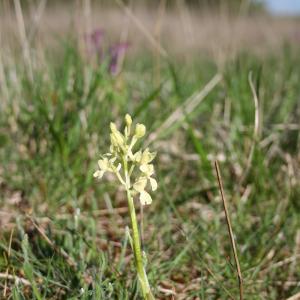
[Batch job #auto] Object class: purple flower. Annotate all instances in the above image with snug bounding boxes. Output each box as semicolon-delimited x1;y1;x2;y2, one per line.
109;42;129;75
85;28;105;58
85;29;130;75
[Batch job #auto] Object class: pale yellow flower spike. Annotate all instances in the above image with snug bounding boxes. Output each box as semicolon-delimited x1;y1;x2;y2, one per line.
94;114;157;206
93;114;156;300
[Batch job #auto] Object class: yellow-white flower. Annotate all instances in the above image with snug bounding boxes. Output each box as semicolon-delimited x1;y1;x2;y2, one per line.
140;164;157;191
132;176;156;205
140;148;156;165
93;156;121;179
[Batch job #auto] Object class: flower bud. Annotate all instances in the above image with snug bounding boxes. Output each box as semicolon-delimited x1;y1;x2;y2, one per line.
110;122;118;133
110;131;124;149
135;123;146;138
124;114;132;136
125;114;132;126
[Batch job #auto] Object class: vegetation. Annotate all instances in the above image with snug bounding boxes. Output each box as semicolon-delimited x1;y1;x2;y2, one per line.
0;36;300;299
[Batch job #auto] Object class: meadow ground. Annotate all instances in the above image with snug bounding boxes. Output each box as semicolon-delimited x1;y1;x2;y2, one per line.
0;3;300;300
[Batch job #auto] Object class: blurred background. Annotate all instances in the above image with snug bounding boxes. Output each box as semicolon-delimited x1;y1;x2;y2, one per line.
1;0;300;60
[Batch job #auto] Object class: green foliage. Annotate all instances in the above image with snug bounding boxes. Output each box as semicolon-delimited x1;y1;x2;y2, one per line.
0;43;299;299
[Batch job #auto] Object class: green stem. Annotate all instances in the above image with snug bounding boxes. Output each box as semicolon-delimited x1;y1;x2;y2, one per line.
126;190;154;300
123;158;154;300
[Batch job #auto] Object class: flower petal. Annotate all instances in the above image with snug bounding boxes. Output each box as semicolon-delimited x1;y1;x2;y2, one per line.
139;191;152;205
116;163;121;172
149;177;157;191
133;151;142;162
93;170;104;179
133;177;147;192
98;158;109;171
93;170;101;177
140;164;154;176
140;148;156;165
110;145;114;153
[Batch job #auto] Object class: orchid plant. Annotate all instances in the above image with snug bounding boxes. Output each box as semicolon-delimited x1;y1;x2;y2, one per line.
94;114;156;299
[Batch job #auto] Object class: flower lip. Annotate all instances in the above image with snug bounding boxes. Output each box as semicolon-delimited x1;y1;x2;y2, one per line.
139;191;152;205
